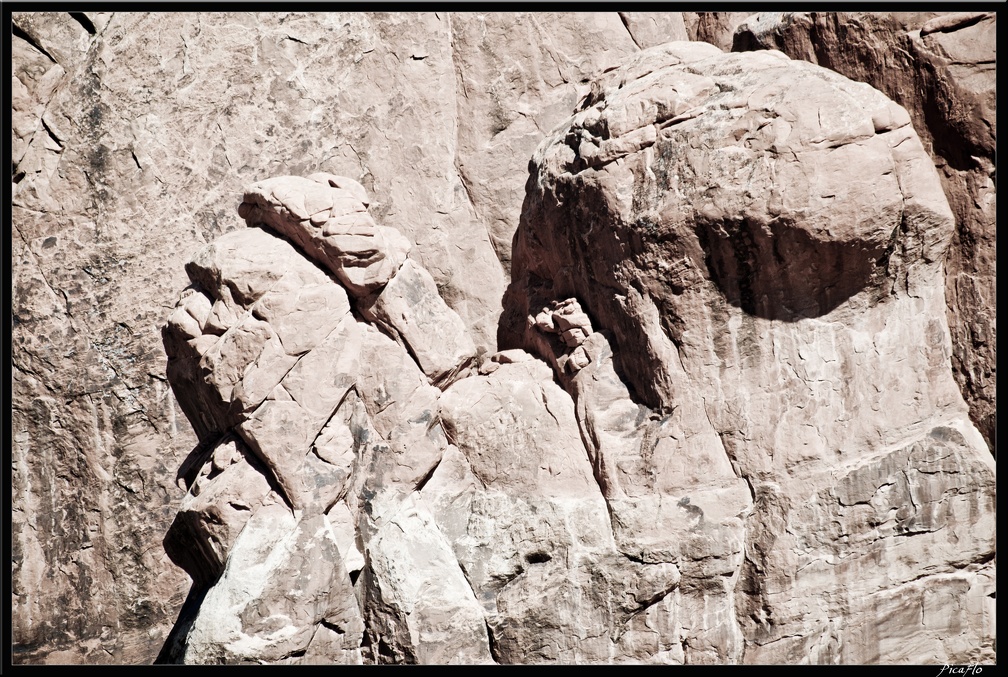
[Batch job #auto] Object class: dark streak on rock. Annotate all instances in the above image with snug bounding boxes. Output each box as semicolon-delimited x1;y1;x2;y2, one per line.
69;12;97;36
11;22;57;63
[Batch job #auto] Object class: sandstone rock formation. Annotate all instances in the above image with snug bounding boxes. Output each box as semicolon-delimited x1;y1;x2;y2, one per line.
10;11;995;666
157;43;994;664
158;176;692;663
731;11;997;455
501;41;995;664
10;11;644;663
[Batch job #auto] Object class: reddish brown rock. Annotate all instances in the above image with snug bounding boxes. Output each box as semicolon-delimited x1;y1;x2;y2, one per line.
11;10;996;666
359;257;478;385
162;435;275;588
238;175;411;297
158;174;489;662
430;360;687;663
163;504;365;664
618;12;690;49
683;12;754;51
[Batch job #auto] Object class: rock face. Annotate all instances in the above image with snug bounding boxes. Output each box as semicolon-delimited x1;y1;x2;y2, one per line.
159;44;993;664
731;10;997;456
10;11;645;663
501;42;995;663
158;176;694;664
10;11;996;666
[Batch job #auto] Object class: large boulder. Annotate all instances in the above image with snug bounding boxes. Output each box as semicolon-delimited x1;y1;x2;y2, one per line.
732;10;996;456
501;42;995;664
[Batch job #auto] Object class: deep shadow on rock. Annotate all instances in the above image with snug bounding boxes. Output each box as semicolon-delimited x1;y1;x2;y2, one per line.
731;10;996;455
695;215;894;322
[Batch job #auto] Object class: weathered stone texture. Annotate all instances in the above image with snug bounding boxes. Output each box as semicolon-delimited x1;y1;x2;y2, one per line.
11;10;995;666
731;10;996;455
160;42;993;664
10;11;653;662
158;176;698;664
501;42;994;664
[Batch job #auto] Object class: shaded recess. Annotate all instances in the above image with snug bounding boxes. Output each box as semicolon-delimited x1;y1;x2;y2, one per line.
695;215;896;322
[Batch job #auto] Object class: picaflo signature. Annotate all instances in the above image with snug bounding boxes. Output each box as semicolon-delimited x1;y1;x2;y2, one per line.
937;664;984;676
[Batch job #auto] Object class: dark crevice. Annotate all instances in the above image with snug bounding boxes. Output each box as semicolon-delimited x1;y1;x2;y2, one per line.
626;578;679;623
277;646;307;660
525;551;551;565
620;549;648;565
176;429;228;491
318;618;345;634
40;116;64;148
490;566;524;592
155;581;213;663
413;455;442;493
974;551;995;566
69;12;97;36
305;386;355;459
432;353;479;391
617;12;643;50
376;637;401;662
12;23;57;63
485;620;501;663
240;438;298;515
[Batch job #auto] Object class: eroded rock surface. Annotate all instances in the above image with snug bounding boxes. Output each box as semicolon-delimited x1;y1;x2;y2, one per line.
160;176;697;663
731;10;996;456
501;42;995;664
11;12;649;662
11;11;995;666
159;41;993;666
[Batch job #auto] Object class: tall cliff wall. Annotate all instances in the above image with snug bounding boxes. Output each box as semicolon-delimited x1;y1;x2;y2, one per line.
9;11;995;664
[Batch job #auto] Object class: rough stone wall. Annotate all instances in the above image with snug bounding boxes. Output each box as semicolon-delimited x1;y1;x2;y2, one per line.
9;10;658;664
9;10;995;665
731;11;997;455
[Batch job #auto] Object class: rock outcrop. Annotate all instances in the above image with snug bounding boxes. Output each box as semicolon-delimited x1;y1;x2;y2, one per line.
10;11;644;663
158;43;994;664
10;11;995;666
158;176;695;664
500;42;995;663
731;10;997;455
